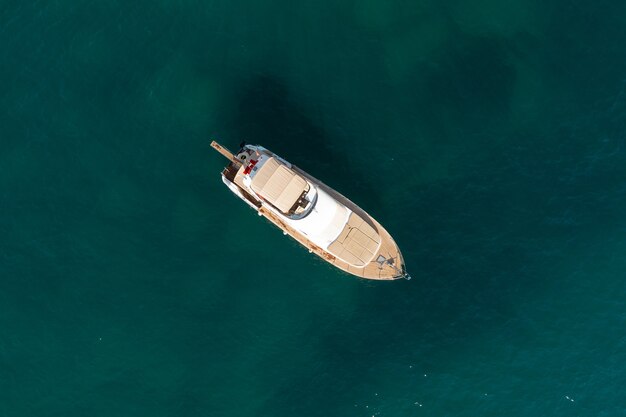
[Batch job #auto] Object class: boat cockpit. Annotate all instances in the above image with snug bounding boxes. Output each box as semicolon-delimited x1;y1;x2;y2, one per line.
235;147;317;219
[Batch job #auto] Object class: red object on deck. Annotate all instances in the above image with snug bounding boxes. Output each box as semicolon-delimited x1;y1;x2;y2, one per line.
243;159;258;175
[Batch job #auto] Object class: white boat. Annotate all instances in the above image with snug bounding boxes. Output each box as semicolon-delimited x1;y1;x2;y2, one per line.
211;141;409;280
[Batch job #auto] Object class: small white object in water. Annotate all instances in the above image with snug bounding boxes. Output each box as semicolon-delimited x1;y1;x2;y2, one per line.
565;396;575;402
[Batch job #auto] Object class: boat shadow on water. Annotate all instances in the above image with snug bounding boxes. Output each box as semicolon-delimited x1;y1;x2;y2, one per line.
225;74;386;216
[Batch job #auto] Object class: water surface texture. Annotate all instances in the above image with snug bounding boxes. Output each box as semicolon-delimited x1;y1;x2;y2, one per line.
2;1;626;416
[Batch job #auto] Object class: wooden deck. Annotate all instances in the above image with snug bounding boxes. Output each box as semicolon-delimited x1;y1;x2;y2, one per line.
293;167;406;280
256;165;406;280
258;205;404;280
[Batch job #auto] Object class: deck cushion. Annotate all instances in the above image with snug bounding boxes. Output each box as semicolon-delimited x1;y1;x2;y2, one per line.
251;157;308;213
327;212;381;266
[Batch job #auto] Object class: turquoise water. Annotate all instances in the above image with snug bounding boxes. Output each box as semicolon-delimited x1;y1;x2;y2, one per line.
2;0;626;415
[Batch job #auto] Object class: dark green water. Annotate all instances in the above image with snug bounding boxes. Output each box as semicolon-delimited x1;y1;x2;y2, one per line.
2;0;626;415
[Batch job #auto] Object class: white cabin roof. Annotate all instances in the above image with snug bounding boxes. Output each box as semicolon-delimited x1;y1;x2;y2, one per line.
285;188;350;248
283;186;382;267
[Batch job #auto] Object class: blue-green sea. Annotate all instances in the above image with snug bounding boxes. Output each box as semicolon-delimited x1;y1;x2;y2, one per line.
2;1;626;416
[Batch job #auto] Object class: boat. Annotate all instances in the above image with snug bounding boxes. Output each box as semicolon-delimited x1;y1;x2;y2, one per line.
210;140;410;280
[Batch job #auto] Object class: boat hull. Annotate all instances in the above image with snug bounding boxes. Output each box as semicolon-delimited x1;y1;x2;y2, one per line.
214;143;408;280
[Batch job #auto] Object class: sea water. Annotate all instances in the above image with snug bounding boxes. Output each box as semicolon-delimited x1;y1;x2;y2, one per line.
1;1;626;416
